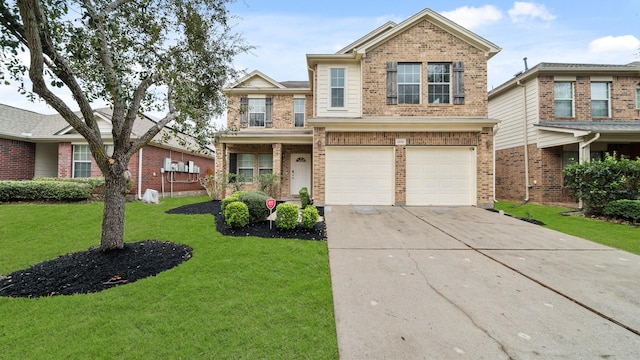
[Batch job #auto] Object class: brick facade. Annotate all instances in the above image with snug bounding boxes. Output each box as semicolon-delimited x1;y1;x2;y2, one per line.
0;138;35;180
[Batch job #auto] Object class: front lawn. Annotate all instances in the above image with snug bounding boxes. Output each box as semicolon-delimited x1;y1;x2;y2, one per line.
0;196;338;359
495;201;640;255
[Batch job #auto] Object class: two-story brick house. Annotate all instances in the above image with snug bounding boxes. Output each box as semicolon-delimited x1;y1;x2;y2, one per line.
489;62;640;205
216;8;501;207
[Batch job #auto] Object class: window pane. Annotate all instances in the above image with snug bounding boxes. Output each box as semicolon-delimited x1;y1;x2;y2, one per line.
294;99;305;127
397;63;421;105
427;63;451;104
258;154;272;168
248;99;266;126
331;68;344;87
74;162;91;178
591;82;608;99
554;82;572;99
636;88;640;109
331;88;344;107
591;100;609;117
238;154;253;167
555;100;573;117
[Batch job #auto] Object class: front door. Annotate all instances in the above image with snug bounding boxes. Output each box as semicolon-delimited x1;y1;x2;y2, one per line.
291;154;311;196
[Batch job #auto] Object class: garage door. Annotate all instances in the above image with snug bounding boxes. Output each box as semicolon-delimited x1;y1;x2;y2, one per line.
325;146;394;205
406;146;476;206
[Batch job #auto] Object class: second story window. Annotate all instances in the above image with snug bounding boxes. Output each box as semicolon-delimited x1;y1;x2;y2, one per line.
427;63;451;104
554;82;574;117
591;82;610;117
240;97;272;128
636;85;640;109
397;63;421;104
294;98;305;127
330;68;345;108
249;99;266;127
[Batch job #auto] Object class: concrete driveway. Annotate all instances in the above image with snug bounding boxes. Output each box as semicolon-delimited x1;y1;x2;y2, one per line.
325;206;640;359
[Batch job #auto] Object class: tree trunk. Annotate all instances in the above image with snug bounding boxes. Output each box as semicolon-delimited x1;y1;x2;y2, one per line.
100;168;128;251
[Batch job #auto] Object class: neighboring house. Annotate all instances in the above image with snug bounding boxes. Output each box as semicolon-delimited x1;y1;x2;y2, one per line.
216;8;501;207
489;62;640;205
0;103;215;198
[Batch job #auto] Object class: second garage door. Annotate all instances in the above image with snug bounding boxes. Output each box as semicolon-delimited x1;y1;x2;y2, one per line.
325;146;394;205
406;146;476;206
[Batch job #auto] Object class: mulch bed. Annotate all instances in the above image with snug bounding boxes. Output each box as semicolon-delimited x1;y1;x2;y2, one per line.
167;200;327;241
0;200;325;299
0;241;192;298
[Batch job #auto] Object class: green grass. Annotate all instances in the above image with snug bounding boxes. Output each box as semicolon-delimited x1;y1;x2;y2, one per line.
495;201;640;255
0;197;338;359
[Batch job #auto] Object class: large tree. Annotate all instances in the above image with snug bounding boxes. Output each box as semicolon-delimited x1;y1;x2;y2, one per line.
0;0;248;250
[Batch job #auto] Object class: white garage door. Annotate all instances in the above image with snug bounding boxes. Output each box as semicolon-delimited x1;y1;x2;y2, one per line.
325;146;394;205
406;146;476;206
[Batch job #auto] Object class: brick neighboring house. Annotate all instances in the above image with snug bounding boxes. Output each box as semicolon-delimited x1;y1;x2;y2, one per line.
216;8;501;207
488;62;640;206
0;103;214;198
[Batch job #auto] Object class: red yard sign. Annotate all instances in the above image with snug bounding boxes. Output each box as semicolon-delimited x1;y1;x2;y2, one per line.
266;198;276;210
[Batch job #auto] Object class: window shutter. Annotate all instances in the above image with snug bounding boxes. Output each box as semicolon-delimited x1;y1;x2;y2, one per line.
453;61;465;105
228;153;237;183
240;97;248;128
386;62;398;105
265;97;273;128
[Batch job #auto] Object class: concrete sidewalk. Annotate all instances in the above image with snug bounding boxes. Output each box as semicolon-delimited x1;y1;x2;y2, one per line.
325;205;640;359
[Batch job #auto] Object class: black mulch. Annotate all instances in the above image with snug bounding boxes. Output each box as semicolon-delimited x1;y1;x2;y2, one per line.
0;241;192;299
166;200;327;241
1;200;325;299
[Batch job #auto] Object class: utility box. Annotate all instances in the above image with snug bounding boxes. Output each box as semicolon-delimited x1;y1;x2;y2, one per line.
163;158;172;172
188;161;195;173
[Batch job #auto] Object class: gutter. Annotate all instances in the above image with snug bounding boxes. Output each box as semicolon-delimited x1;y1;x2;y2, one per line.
517;80;530;202
137;148;143;199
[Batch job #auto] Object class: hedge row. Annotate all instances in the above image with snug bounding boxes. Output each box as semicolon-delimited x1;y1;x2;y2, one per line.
0;180;95;202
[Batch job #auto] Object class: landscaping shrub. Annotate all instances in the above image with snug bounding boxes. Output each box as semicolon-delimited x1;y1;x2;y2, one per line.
300;205;319;229
275;203;299;230
0;180;94;202
563;153;640;215
603;200;640;222
257;173;280;198
221;194;240;213
238;191;270;223
299;187;310;208
224;201;249;228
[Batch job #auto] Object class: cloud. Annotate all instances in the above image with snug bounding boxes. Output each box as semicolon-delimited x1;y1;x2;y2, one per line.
588;35;640;54
441;5;503;30
508;2;556;23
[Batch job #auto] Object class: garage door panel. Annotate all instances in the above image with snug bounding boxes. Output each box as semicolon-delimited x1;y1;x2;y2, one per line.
406;147;476;206
326;147;394;205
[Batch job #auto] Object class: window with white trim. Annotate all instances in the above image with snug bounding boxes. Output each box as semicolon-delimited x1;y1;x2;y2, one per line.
591;82;610;117
636;86;640;109
554;82;574;117
248;99;266;127
330;68;345;108
73;144;91;178
397;63;421;104
237;154;254;181
427;63;451;104
258;154;273;175
294;98;305;127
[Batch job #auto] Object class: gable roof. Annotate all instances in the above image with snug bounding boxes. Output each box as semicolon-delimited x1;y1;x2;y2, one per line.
0;103;214;155
224;70;311;95
489;61;640;98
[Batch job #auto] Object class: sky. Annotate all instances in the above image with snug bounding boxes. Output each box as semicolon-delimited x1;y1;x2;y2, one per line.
1;0;639;118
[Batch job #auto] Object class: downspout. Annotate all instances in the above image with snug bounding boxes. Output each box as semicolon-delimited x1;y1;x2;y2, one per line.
493;123;500;203
578;133;601;209
516;80;530;202
137;148;143;199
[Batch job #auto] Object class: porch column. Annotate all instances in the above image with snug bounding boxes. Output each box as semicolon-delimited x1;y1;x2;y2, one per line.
272;143;282;176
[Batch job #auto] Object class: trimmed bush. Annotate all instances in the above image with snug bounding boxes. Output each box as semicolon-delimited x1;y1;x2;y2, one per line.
563;153;640;215
224;201;249;228
299;187;310;208
0;180;93;202
221;195;239;213
603;200;640;222
238;191;270;223
300;205;319;229
275;203;299;230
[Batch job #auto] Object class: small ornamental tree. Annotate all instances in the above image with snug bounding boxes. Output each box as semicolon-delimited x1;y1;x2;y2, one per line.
0;0;249;251
563;153;640;215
